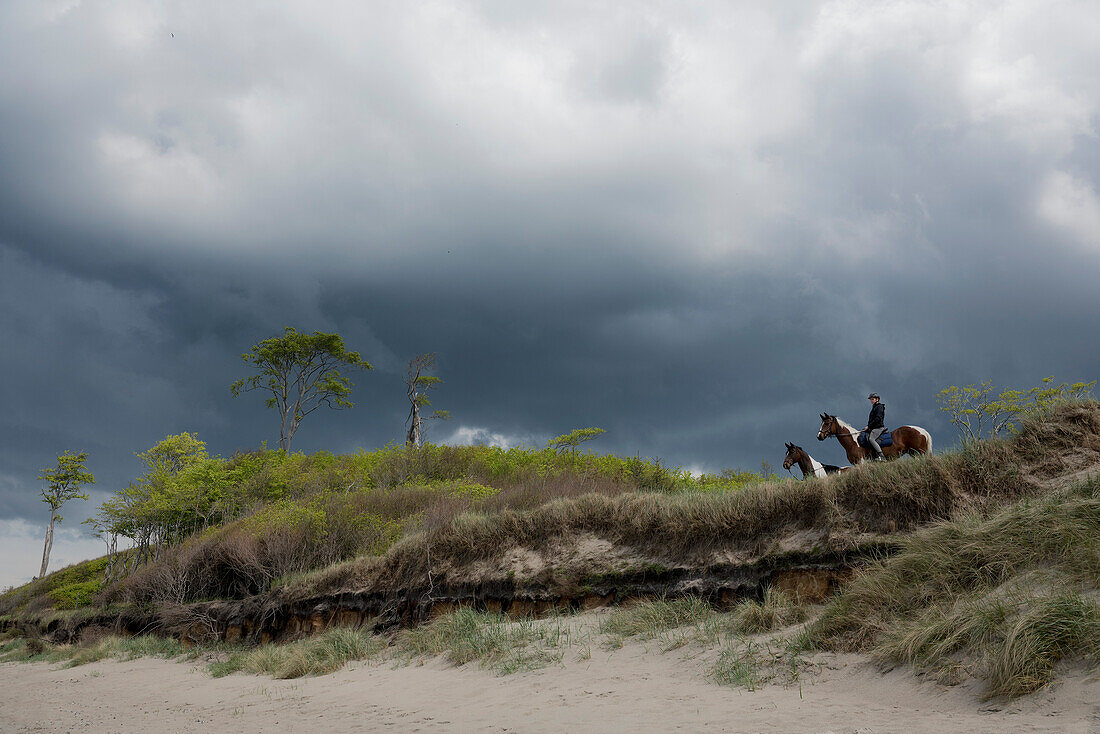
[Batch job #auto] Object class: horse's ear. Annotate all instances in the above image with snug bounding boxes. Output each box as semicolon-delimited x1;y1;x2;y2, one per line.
785;442;792;449
819;413;826;420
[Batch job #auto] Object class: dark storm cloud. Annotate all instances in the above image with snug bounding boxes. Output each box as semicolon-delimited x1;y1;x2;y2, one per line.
2;1;1100;586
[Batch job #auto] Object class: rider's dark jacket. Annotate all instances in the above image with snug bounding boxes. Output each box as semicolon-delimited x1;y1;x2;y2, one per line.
867;402;886;430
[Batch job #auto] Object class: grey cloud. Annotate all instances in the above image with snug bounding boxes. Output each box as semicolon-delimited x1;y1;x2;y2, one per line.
1;1;1099;538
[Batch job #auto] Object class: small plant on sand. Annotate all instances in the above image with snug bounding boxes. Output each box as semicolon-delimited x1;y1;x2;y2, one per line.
729;588;808;635
397;607;574;675
711;636;816;691
599;596;715;642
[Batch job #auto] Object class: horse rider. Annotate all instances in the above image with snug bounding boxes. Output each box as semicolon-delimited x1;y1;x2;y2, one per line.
864;393;886;461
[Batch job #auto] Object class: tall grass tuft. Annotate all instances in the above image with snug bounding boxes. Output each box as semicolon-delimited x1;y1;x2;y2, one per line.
599;597;715;640
985;591;1100;697
397;607;572;674
730;588;808;635
208;627;384;679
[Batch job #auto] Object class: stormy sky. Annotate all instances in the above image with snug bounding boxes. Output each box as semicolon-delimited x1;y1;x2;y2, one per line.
2;1;1098;587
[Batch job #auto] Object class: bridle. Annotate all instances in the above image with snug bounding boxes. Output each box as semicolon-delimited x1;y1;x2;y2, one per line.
819;418;860;441
783;447;805;477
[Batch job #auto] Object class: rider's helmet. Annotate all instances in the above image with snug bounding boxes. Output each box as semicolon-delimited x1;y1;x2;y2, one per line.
868;393;880;400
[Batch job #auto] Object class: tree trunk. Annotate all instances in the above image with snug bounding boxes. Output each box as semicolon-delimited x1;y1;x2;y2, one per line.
279;411;291;451
407;400;421;447
39;511;56;578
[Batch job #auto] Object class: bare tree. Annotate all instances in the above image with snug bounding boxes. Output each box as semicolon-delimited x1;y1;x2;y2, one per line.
39;451;95;578
404;353;449;447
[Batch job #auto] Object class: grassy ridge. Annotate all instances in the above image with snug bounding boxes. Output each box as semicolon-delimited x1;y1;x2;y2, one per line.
293;436;1029;599
0;445;759;615
104;446;761;607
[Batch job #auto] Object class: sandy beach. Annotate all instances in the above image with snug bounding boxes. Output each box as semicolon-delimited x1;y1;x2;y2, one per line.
2;632;1097;734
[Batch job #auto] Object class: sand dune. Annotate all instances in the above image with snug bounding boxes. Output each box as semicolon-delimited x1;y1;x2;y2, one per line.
2;636;1097;733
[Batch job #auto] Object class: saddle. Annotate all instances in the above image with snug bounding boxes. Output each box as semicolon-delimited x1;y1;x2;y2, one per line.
858;430;893;449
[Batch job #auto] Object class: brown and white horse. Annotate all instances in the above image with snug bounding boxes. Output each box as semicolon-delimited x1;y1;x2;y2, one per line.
782;442;847;479
817;413;932;465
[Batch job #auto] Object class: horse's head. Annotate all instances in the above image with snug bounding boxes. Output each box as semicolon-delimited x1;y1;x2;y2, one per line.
817;413;837;441
782;442;801;470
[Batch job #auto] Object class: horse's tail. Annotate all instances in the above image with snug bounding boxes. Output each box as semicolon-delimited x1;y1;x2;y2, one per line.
912;425;932;454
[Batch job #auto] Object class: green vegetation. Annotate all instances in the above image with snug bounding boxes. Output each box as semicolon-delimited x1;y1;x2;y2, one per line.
72;438;760;607
303;434;1026;604
0;556;108;617
0;634;182;666
547;427;606;455
230;327;374;451
730;587;808;635
397;607;578;674
938;376;1094;442
4;397;1098;700
711;636;815;691
600;596;715;640
600;591;808;651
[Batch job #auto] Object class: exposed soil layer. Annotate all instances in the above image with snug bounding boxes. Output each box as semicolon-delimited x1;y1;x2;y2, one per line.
11;547;876;646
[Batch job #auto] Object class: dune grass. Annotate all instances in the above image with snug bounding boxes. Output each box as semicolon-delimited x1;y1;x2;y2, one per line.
800;474;1100;697
599;596;715;640
208;626;385;679
0;634;184;667
599;590;809;654
396;607;586;674
710;636;817;691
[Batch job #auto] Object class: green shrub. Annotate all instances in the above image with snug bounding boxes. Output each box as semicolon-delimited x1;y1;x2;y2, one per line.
48;580;101;609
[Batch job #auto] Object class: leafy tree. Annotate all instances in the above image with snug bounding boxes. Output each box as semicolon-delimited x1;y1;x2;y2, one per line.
404;353;449;447
39;451;95;578
137;431;208;479
547;427;606;456
231;327;374;451
938;376;1095;442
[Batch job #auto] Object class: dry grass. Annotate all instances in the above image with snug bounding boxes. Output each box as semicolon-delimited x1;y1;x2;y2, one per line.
396;607;583;674
0;634;183;667
599;596;715;640
800;472;1100;697
731;588;809;634
1010;400;1100;477
208;627;385;679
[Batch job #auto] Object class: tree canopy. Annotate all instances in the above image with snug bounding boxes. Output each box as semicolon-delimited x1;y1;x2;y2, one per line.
937;376;1095;441
547;427;606;455
231;327;373;451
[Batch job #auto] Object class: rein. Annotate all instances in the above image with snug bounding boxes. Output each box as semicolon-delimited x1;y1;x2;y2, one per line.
822;427;861;440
